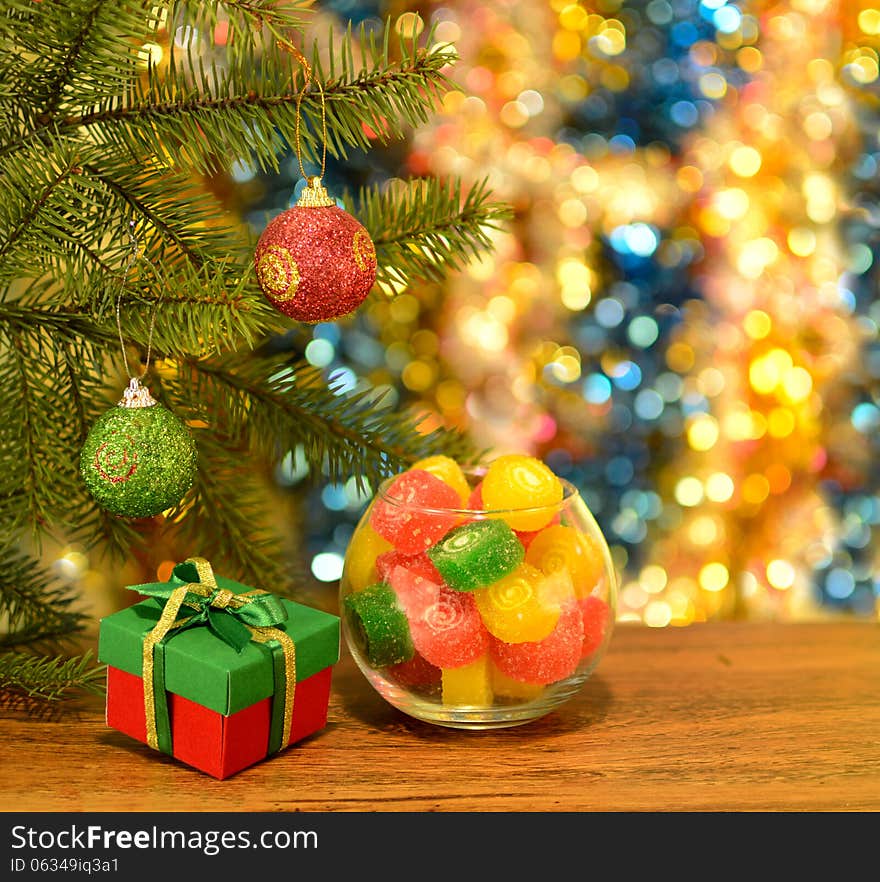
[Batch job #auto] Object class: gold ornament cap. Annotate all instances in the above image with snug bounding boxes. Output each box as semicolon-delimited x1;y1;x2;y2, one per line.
118;377;157;409
296;176;335;208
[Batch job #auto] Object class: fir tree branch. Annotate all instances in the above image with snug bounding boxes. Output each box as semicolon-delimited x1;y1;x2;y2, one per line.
37;20;455;174
0;650;104;702
0;546;88;647
177;353;476;489
355;177;513;291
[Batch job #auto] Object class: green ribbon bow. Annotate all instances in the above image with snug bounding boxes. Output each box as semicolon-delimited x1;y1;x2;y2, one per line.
129;558;297;758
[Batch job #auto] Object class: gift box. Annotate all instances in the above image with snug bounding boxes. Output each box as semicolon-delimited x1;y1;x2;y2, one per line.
98;557;340;779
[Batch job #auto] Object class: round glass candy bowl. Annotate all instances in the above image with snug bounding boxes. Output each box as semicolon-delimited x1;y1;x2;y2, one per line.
339;455;617;729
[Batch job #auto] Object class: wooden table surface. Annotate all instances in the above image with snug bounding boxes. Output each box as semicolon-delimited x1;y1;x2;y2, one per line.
1;621;878;812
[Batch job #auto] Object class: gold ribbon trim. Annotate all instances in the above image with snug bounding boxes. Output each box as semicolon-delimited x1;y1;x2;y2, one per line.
141;557;296;754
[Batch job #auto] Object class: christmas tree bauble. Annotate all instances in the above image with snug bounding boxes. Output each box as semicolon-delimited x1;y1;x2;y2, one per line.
254;177;377;323
79;379;198;518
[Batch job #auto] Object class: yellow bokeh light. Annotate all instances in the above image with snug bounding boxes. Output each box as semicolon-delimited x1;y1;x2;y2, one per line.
850;55;879;84
667;342;695;373
687;414;720;451
640;565;667;594
559;3;589;30
675;476;704;507
644;600;672;628
738;237;779;279
788;227;817;257
715;188;750;220
500;100;529;128
737;46;763;73
699;562;729;592
138;42;163;66
401;360;436;392
729;145;762;177
559;198;588;227
706;472;735;503
766;559;795;589
596;27;626;57
689;515;719;546
699;72;727;99
782;365;813;402
742;473;771;505
553;30;581;61
803;111;833;140
395;12;425;37
676;165;704;193
743;309;772;340
767;407;796;438
572;165;599;193
859;8;880;34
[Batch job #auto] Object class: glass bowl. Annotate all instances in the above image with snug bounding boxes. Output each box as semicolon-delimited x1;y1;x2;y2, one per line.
339;468;617;729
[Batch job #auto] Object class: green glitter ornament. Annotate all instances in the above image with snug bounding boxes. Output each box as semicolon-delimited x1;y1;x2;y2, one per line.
80;378;198;518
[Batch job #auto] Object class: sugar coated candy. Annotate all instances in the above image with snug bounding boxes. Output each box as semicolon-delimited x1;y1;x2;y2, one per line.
525;524;603;599
481;454;563;532
490;602;584;685
579;595;611;659
343;524;393;593
490;661;545;701
441;655;492;706
427;519;524;592
409;585;488;668
467;481;484;510
389;652;442;689
370;469;462;553
376;550;442;618
412;455;471;505
343;582;414;667
473;563;571;643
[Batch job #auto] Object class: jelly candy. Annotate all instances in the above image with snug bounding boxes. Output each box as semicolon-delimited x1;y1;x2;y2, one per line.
490;602;584;684
370;469;462;553
441;655;492;706
525;524;604;599
473;563;572;643
343;524;393;592
467;481;484;510
490;661;545;700
343;582;414;667
409;585;488;668
388;652;442;689
427;519;524;592
481;454;563;531
579;595;611;658
376;550;443;619
412;455;471;505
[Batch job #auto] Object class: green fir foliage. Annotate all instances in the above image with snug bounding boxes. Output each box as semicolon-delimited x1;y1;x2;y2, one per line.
0;0;507;702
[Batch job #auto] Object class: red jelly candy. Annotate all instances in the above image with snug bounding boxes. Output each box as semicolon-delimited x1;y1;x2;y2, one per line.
515;512;562;550
410;586;489;668
388;652;442;689
370;470;462;554
579;595;610;659
376;550;443;619
468;482;484;510
489;602;584;685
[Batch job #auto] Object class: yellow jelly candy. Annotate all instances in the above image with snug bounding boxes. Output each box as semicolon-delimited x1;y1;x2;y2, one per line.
481;454;563;531
526;524;604;599
490;661;544;701
473;563;564;643
441;655;493;706
343;523;393;593
412;455;471;505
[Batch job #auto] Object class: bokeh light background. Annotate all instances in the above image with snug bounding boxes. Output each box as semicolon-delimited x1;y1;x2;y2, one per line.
51;0;880;630
271;0;880;627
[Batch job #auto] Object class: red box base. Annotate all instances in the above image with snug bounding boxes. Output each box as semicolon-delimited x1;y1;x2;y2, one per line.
106;665;332;779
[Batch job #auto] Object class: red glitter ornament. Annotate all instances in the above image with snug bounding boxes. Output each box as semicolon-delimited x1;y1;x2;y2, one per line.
254;176;377;323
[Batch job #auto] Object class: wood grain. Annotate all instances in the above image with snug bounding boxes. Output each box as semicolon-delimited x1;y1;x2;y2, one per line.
1;622;879;812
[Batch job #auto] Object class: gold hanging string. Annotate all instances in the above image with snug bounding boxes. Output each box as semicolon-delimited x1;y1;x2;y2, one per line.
114;220;161;383
276;35;328;182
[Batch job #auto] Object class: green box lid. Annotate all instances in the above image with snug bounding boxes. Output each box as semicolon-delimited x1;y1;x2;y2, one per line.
98;574;340;716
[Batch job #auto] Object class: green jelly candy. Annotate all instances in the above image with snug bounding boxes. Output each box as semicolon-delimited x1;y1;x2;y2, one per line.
428;519;525;592
344;582;414;667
